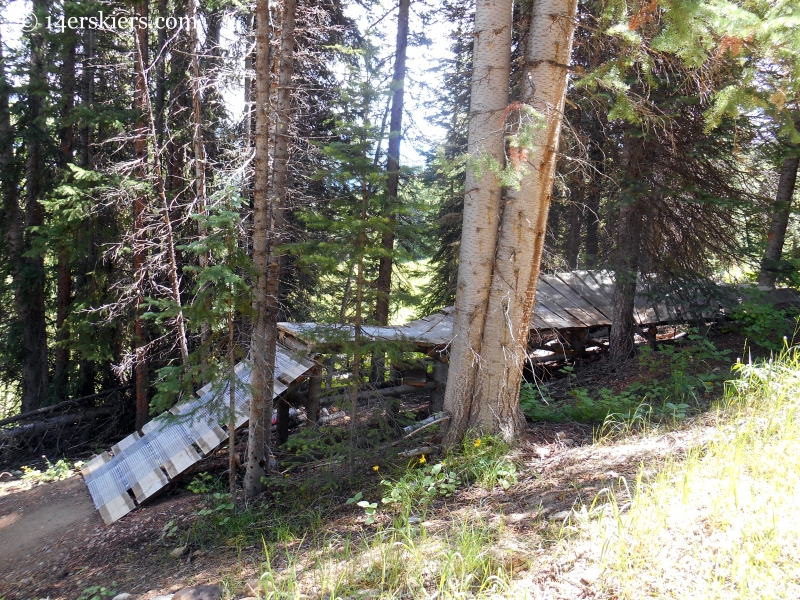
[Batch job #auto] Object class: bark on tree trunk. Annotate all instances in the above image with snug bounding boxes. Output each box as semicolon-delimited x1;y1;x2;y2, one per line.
133;0;150;431
189;0;210;363
759;155;800;288
54;25;78;401
0;36;25;409
446;0;578;444
79;28;94;168
19;0;50;412
155;0;167;146
581;111;603;268
265;0;296;449
244;0;273;498
609;134;644;364
165;5;189;196
564;201;581;269
441;0;514;444
77;28;95;396
374;0;411;328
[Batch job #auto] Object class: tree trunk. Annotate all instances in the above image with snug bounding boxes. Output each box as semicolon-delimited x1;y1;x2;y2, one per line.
374;0;411;328
155;0;167;146
228;289;237;499
77;26;95;397
445;0;579;444
165;6;189;195
203;5;225;179
440;0;514;443
609;134;644;363
54;24;78;401
265;0;296;451
19;0;51;412
244;0;273;498
581;108;604;269
79;28;94;168
759;155;800;288
133;0;150;431
349;181;368;472
564;201;581;269
0;37;24;408
189;0;210;363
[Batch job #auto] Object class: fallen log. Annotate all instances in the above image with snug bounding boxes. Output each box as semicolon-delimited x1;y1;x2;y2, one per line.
0;385;132;428
0;407;115;440
319;381;436;407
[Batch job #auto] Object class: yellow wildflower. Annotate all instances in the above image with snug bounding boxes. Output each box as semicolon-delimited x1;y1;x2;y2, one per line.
419;455;426;464
474;439;482;448
372;465;380;472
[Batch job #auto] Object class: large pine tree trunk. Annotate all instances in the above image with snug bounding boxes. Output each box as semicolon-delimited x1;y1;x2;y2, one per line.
265;0;296;449
447;0;578;443
609;133;644;363
165;4;189;196
374;0;411;328
19;0;50;412
79;28;94;168
759;155;800;288
564;202;581;269
0;37;24;401
77;27;95;396
54;24;78;401
155;0;167;146
244;0;273;497
441;0;513;443
133;0;150;430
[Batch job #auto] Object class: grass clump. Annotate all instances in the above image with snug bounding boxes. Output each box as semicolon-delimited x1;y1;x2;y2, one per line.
253;516;517;600
573;346;800;598
380;433;517;517
244;434;521;599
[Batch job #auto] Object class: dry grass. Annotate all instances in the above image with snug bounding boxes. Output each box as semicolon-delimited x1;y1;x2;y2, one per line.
556;349;800;599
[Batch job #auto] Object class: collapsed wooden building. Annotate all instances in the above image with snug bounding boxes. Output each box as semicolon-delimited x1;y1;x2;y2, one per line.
81;270;799;523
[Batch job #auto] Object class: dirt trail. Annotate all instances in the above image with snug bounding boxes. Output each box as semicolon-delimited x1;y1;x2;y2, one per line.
0;476;101;594
0;476;99;563
0;471;209;600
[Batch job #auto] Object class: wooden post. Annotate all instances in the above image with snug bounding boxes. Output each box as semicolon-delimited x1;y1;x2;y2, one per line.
429;359;448;413
276;396;290;445
305;363;322;427
324;356;334;391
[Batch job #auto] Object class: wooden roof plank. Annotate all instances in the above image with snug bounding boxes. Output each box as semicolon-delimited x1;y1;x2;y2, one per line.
537;277;608;326
535;280;594;327
554;272;614;322
534;301;584;329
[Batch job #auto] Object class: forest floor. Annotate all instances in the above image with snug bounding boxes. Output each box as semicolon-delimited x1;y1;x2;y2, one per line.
0;323;792;600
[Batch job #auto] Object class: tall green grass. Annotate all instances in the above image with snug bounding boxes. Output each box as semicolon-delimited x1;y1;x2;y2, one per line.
576;348;800;599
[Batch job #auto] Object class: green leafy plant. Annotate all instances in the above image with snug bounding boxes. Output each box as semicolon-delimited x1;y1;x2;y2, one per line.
731;299;797;351
187;472;215;494
20;457;78;483
381;434;516;515
76;585;117;600
160;520;179;541
346;491;378;525
197;492;235;527
521;334;732;424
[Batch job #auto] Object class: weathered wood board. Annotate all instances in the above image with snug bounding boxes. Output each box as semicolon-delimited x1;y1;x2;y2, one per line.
278;271;798;351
